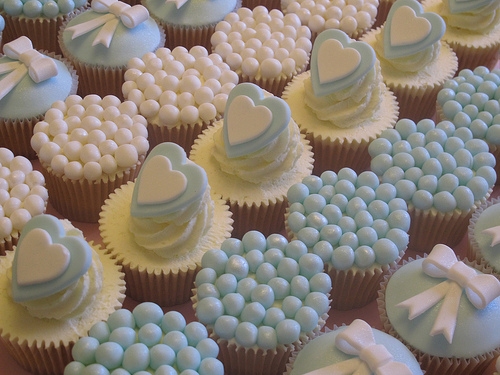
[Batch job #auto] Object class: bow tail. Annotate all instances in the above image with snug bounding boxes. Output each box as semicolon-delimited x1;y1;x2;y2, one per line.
430;281;462;343
92;18;119;47
65;13;115;39
397;281;451;319
303;358;370;375
0;64;28;101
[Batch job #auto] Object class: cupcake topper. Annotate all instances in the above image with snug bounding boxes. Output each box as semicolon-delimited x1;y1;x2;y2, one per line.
131;142;208;217
11;215;93;303
448;0;494;13
303;319;412;375
223;83;291;158
0;36;58;102
165;0;189;8
397;244;500;343
65;0;150;48
310;29;375;97
482;225;500;247
383;0;445;59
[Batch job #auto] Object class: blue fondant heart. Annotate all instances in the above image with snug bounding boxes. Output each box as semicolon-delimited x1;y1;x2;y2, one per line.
310;29;376;97
384;0;445;59
223;83;291;158
11;214;93;303
131;142;208;217
448;0;493;13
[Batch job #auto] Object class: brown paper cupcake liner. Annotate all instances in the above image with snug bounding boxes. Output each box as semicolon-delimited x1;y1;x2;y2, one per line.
447;40;500;72
240;71;299;98
41;156;144;223
377;257;500;375
0;233;18;257
242;0;281;10
373;0;396;28
390;83;442;121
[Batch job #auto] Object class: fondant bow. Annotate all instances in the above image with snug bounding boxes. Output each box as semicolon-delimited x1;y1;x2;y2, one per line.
398;244;500;343
482;225;500;247
303;319;412;375
166;0;189;8
65;0;150;48
0;36;58;102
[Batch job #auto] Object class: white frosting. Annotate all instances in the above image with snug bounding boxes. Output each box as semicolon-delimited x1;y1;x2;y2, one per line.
210;6;312;80
30;95;149;181
123;46;239;128
0;148;48;241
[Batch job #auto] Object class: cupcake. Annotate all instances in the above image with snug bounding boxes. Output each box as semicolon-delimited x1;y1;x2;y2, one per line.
282;29;399;175
423;0;500;71
0;148;48;256
372;0;395;28
243;0;280;11
369;118;496;253
99;142;233;306
59;0;165;99
190;82;314;238
285;319;423;375
210;6;312;97
30;94;149;223
65;302;224;375
436;66;500;183
0;0;86;54
281;0;379;42
192;230;332;375
0;214;126;375
361;0;458;121
379;244;500;375
0;36;78;159
0;14;4;45
285;168;410;310
122;45;239;155
143;0;241;51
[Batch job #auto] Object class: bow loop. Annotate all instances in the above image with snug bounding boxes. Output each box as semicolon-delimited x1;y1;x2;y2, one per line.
3;36;34;59
120;5;150;28
465;273;500;309
422;243;458;277
336;319;375;355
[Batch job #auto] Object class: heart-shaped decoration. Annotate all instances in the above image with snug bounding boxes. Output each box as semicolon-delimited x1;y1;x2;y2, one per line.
12;215;93;302
384;0;445;59
131;142;207;217
448;0;493;13
310;29;375;97
223;83;291;158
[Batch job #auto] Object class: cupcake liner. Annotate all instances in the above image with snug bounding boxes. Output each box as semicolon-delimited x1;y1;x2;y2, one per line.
242;0;280;10
41;156;144;223
0;232;19;257
448;40;500;72
377;257;500;375
389;81;443;121
372;0;395;28
240;72;297;98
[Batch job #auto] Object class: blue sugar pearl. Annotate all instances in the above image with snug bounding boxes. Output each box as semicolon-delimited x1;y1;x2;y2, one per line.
437;88;456;105
302;175;324;194
442;100;462;119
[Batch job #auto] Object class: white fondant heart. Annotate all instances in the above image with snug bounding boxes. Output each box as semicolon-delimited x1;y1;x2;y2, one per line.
16;228;70;286
317;39;361;84
226;95;273;146
390;6;431;47
137;155;187;204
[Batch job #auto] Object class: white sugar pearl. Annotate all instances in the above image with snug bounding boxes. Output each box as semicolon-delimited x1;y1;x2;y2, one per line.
87;130;107;146
241;58;260;76
237;7;253;18
263;38;280;51
142;52;158;64
159;105;180;126
302;0;315;9
136;73;155;91
124;68;143;82
6;170;24;188
240;48;257;60
102;95;121;108
64;141;82;161
51;154;69;174
290;48;309;67
184;68;201;78
177;52;196;69
130;136;149;156
0;179;7;192
246;37;262;51
38;142;61;163
325;6;342;20
189;45;209;59
220;82;236;95
253;5;269;16
132;115;147;126
82;95;101;108
312;4;327;15
145;57;163;74
339;16;357;34
85;104;104;119
214;42;233;59
29;185;48;200
194;57;214;72
80;144;101;163
25;171;45;188
114;128;133;146
286;1;301;13
118;102;138;117
255;28;272;43
99;154;118;175
165;61;185;78
255;12;272;24
325;18;340;29
282;57;297;75
284;12;302;28
70;128;88;143
99;140;118;155
10;184;29;200
355;11;372;29
241;28;257;42
232;20;247;34
115;114;134;130
139;99;160;118
348;0;364;9
64;161;84;180
178;92;195;108
309;14;326;32
332;0;347;7
180;75;202;93
0;217;12;238
216;20;232;33
24;195;46;216
361;3;377;18
270;17;285;32
261;58;282;78
0;190;9;205
33;121;49;135
115;144;138;167
296;37;312;53
0;150;13;167
161;75;180;92
53;134;69;147
65;95;83;107
10;209;31;230
275;47;290;61
203;65;222;80
153;70;168;83
10;156;32;174
296;7;311;23
4;198;21;216
101;121;118;138
44;108;63;122
343;5;358;17
127;57;146;71
81;116;101;132
51;100;67;113
282;37;296;52
103;104;123;120
172;46;189;58
256;46;275;62
180;106;199;124
0;168;9;179
67;104;85;118
204;79;222;94
198;103;217;122
66;116;82;132
83;161;102;181
194;87;215;105
159;91;178;106
226;53;243;70
130;124;148;139
211;30;228;46
155;47;172;60
297;25;312;38
220;70;239;85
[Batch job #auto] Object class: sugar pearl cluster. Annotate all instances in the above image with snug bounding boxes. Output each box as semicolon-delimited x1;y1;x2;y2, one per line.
195;231;331;350
123;46;239;126
287;168;410;270
30;94;149;182
369;119;496;213
210;6;312;79
437;67;500;146
1;0;86;18
282;0;378;36
65;302;223;375
0;148;48;239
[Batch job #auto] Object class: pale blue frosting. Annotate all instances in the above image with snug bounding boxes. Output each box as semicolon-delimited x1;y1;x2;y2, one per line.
0;14;4;30
0;0;86;18
471;200;500;273
0;55;75;120
143;0;237;27
61;8;162;68
385;258;500;358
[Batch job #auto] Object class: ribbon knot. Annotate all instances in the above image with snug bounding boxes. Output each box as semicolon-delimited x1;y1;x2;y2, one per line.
65;0;150;48
398;244;500;343
303;319;412;375
0;36;58;102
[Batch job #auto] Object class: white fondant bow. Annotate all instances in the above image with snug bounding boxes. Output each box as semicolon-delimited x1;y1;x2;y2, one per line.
0;36;58;102
303;319;412;375
65;0;150;48
482;225;500;247
398;244;500;343
166;0;189;8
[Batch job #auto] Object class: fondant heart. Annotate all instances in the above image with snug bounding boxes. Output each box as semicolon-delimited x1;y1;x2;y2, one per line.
223;83;291;158
131;142;207;217
11;214;93;302
448;0;493;13
137;155;187;204
310;29;375;97
384;0;445;59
